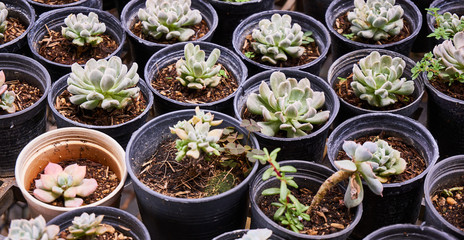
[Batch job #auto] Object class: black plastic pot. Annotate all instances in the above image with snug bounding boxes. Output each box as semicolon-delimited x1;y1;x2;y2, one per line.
48;73;153;148
303;0;332;23
144;41;247;116
250;160;363;240
0;53;50;177
206;0;274;50
213;229;285;240
27;7;125;81
325;0;422;59
423;155;464;239
26;0;102;17
232;10;331;77
121;0;218;75
0;0;35;55
364;223;457;240
327;49;425;126
233;69;339;162
327;113;439;238
426;0;464;52
126;109;260;240
47;206;151;240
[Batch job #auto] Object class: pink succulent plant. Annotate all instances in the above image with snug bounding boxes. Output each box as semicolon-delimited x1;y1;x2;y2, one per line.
33;162;98;207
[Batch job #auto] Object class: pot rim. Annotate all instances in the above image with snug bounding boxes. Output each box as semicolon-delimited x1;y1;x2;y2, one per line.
26;0;88;8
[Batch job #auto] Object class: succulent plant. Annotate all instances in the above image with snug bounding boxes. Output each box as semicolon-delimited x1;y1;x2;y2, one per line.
246;71;330;138
369;139;407;182
170;107;224;161
61;12;106;47
0;70;16;113
427;8;464;40
432;31;464;82
347;0;404;41
251;14;304;65
239;229;273;240
67;56;140;110
33;162;98;207
0;2;8;39
5;215;59;240
65;213;115;239
175;43;221;89
350;51;414;107
137;0;202;41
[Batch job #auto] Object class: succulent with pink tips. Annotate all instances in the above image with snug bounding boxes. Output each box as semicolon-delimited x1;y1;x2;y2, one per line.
0;70;16;113
33;162;98;207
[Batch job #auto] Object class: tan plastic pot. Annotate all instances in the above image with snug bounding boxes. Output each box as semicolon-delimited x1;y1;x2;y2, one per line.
15;127;126;221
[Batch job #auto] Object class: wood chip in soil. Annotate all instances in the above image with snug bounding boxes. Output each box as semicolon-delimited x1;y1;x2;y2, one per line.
334;73;415;111
58;226;133;240
429;76;464;101
0;80;42;115
152;62;238;104
335;132;427;183
131;18;209;43
29;158;119;207
0;17;27;45
32;0;79;5
55;89;147;126
431;176;464;231
242;34;320;67
259;187;355;235
38;28;118;65
334;12;411;44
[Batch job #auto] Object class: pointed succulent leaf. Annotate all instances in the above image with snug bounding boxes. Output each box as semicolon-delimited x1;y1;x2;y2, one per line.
62;12;105;47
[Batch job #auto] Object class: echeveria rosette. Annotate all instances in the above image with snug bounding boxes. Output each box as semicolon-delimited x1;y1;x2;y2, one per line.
0;70;15;113
351;51;414;107
33;162;98;207
175;43;221;89
251;14;304;65
246;71;330;138
138;0;202;41
0;2;8;39
66;213;115;239
5;215;60;240
238;229;272;240
61;12;106;47
67;56;140;111
432;31;464;83
369;139;407;182
347;0;404;41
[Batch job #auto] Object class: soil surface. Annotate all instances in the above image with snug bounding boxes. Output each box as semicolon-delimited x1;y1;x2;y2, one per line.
259;187;355;235
29;158;119;207
151;62;238;104
0;80;42;115
38;29;118;65
431;177;464;231
131;18;209;43
334;73;415;110
335;132;427;184
58;226;133;240
55;89;147;126
32;0;79;5
0;17;27;45
334;12;411;44
430;76;464;101
241;34;320;67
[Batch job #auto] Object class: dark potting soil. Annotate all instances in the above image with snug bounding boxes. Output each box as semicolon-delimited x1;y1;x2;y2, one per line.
138;137;252;199
335;133;427;184
0;80;42;115
58;226;133;240
431;177;464;231
334;73;415;111
334;12;411;45
151;62;239;104
55;89;147;126
38;29;118;65
130;18;209;44
430;76;464;101
241;34;321;67
32;0;79;5
0;17;27;45
29;158;119;207
259;187;355;235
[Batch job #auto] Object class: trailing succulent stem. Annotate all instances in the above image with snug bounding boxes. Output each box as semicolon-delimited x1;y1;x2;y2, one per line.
61;12;106;47
0;70;15;113
0;2;7;39
427;8;464;40
5;215;59;240
65;213;115;239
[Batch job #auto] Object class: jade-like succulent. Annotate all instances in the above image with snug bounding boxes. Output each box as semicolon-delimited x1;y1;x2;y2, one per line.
239;229;273;240
251;14;304;65
67;56;140;110
347;0;404;41
33;162;98;207
138;0;202;41
61;12;106;47
175;43;221;89
0;2;8;39
351;51;414;107
170;107;224;161
246;71;330;138
5;215;59;240
432;31;464;82
0;70;16;113
65;213;115;239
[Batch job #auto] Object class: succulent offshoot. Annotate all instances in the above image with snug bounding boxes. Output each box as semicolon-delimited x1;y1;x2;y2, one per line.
138;0;202;41
246;71;330;138
238;229;273;240
0;70;15;113
65;213;115;239
427;8;464;40
61;12;106;47
175;43;221;89
5;215;59;240
33;162;98;207
0;2;8;39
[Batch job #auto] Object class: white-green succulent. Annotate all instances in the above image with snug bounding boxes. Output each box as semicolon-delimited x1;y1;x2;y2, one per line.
238;229;273;240
5;215;59;240
67;56;140;110
347;0;404;41
432;31;464;82
176;43;221;89
138;0;202;41
0;70;15;113
0;2;8;39
246;71;330;138
434;12;464;39
61;12;106;47
65;213;114;239
351;51;414;107
251;14;304;65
